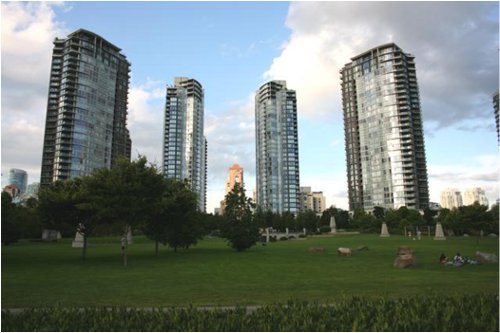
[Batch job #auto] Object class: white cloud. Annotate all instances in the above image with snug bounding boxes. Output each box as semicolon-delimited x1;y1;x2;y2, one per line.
205;94;256;212
428;155;499;206
1;2;68;187
266;2;499;126
127;78;166;166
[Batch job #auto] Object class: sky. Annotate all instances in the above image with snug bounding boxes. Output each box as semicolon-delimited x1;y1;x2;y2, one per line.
1;1;499;214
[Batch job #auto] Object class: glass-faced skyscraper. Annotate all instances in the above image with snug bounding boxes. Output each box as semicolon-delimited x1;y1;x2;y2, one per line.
40;29;131;187
255;80;300;214
341;43;429;211
8;169;27;194
163;77;207;212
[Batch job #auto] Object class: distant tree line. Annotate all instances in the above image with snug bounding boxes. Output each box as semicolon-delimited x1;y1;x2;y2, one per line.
2;157;498;257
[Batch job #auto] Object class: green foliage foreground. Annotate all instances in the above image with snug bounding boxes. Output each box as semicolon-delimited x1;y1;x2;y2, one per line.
2;294;498;332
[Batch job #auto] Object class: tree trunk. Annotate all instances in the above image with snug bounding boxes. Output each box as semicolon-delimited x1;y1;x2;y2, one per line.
82;234;87;260
123;229;128;267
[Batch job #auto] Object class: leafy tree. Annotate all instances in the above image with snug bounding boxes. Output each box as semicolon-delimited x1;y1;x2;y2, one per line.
38;178;94;259
423;208;438;226
487;203;499;234
221;183;259;252
297;210;318;233
373;206;385;221
1;191;20;245
161;180;202;253
38;179;84;237
320;207;350;229
13;201;42;239
351;208;378;232
85;156;165;265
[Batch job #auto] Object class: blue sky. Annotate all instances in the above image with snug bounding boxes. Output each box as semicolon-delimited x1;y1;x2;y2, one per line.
2;1;499;213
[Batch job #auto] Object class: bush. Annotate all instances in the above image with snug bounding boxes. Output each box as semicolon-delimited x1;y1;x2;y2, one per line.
2;294;498;331
319;226;331;233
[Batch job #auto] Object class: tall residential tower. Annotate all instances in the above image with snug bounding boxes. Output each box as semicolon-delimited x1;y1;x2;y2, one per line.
163;77;207;212
40;29;131;187
341;43;429;211
255;81;300;214
219;163;244;215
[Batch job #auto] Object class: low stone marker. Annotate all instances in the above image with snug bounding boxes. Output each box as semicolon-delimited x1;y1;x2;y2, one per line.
330;216;337;234
434;222;446;240
380;222;390;237
72;231;84;248
337;247;351;256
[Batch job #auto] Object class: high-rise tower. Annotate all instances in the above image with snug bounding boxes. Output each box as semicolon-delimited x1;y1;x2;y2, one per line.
8;169;27;194
163;77;206;212
493;91;499;143
341;43;429;211
255;80;300;214
40;29;131;187
225;163;244;195
219;163;244;215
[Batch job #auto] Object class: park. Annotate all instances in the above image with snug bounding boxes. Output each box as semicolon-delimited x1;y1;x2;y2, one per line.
2;232;499;331
2;158;499;330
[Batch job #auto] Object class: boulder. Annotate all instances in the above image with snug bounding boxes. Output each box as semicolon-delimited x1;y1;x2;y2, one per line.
397;245;413;255
475;251;498;264
337;247;351;256
394;254;416;268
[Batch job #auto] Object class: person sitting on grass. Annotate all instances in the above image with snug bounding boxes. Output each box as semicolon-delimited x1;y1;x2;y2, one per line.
439;253;448;264
453;253;465;267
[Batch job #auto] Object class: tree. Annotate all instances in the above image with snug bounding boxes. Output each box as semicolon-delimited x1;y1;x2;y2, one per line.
85;156;165;265
1;191;20;245
297;210;318;233
221;183;259;252
320;207;350;229
161;180;203;253
38;178;94;259
373;206;385;221
351;208;378;232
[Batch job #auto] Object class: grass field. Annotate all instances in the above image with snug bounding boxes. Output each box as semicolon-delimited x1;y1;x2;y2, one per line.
1;233;498;308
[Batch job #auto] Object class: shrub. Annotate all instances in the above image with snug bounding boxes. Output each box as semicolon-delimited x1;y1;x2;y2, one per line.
2;294;498;332
319;226;331;234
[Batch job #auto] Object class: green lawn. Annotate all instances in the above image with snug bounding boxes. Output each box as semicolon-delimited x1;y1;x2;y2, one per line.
2;234;498;308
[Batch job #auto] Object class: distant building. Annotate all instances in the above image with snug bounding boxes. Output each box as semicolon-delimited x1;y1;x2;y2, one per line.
255;80;300;214
220;163;244;215
163;77;207;212
341;43;429;212
494;91;499;143
428;202;441;211
440;188;463;209
300;187;326;214
40;29;131;187
26;182;40;198
8;168;27;194
463;188;489;207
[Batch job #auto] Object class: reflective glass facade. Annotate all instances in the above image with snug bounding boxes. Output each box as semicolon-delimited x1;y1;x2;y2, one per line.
341;43;429;211
163;77;207;212
41;29;131;187
8;169;28;194
255;81;300;214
